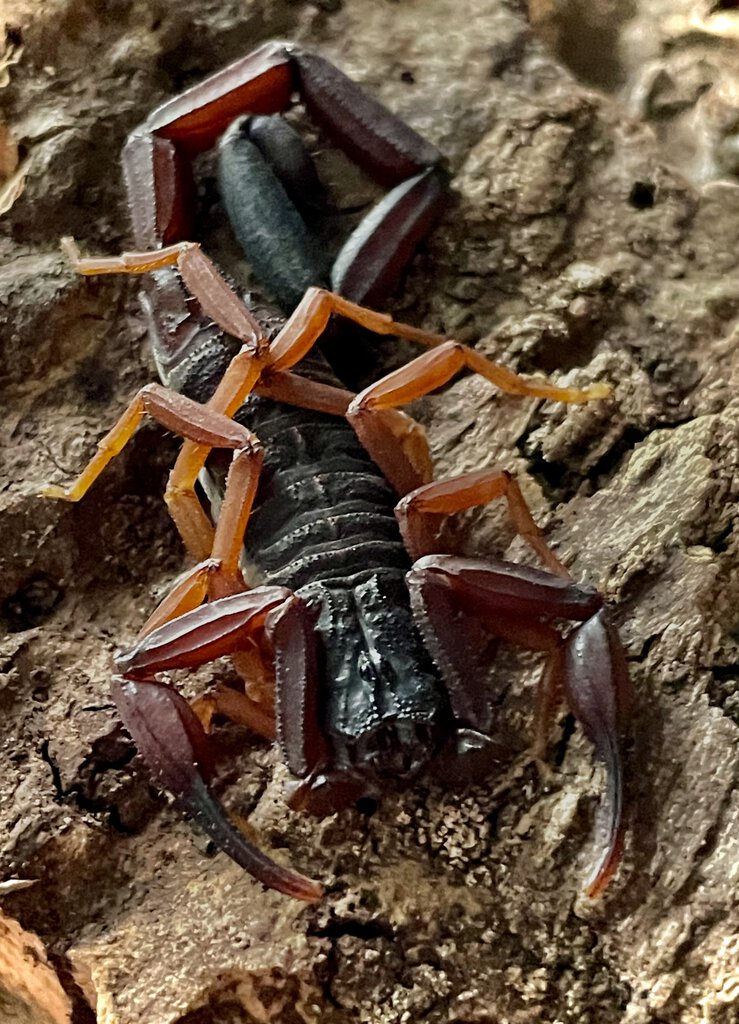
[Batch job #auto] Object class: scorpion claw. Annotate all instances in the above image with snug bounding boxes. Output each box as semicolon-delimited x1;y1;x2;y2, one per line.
112;677;323;902
582;735;624;900
562;610;632;899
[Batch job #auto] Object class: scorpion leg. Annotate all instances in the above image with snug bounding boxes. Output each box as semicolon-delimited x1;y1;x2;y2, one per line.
350;338;610;407
345;341;608;493
61;250;346;755
40;374;264;588
113;587;323;901
138;560;223;635
395;467;571;573
253;291;608;496
209;284;608;498
141;433;271;730
63;240;275;562
68;242;447;491
408;555;631;898
41;273;277;729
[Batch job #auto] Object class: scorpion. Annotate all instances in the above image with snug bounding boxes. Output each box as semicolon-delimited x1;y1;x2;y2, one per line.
44;42;632;903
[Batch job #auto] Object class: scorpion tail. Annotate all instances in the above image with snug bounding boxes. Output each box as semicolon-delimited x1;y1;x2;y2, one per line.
112;677;323;902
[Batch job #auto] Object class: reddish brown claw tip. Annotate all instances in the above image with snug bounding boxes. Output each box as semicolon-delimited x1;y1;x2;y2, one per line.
112;677;323;902
584;829;624;899
582;736;625;900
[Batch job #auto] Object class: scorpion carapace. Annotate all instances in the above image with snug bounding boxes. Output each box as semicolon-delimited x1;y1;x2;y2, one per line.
45;41;632;903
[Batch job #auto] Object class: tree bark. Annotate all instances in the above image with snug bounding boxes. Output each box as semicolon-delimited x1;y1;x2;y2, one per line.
1;1;738;1021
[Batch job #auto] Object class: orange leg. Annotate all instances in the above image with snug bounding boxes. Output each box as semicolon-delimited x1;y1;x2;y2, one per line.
255;369;432;495
62;238;267;352
251;288;607;499
41;380;264;593
38;369;275;741
350;338;610;407
65;237;610;503
191;681;276;743
62;245;446;371
56;242;275;568
395;467;571;576
346;340;608;492
138;451;276;741
140;560;222;635
64;241;446;491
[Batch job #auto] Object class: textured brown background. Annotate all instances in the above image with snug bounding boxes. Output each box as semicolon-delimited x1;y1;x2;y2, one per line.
1;1;738;1021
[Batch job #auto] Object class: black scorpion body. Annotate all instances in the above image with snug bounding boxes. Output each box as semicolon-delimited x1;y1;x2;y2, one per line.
172;316;452;802
242;388;450;788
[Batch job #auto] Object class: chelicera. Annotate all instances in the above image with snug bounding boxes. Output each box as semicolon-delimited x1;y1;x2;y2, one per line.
45;41;632;902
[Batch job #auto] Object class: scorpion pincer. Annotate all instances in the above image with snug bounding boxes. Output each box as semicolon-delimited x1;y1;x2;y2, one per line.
46;42;632;902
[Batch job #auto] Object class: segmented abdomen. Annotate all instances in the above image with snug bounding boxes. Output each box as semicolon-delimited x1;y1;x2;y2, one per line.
237;393;448;781
239;395;410;590
197;364;449;783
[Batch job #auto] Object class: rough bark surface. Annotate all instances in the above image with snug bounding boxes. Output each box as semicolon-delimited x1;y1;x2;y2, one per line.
1;1;738;1022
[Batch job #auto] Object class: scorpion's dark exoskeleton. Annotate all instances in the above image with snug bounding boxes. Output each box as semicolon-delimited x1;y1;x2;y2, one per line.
46;41;632;903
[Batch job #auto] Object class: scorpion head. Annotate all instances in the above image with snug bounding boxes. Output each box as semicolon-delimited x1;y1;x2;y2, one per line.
298;570;451;805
